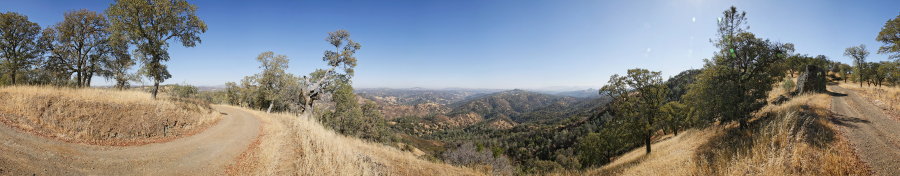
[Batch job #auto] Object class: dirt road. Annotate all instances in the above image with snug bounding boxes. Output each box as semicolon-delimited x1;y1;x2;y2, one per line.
0;105;261;175
829;85;900;176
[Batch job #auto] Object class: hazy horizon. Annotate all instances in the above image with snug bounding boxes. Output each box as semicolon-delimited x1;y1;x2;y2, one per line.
2;0;898;89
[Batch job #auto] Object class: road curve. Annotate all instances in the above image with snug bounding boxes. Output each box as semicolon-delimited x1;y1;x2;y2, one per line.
0;105;261;175
829;85;900;176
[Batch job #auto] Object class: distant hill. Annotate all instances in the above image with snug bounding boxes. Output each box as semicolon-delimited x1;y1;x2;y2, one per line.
356;88;501;105
552;88;601;98
448;89;583;123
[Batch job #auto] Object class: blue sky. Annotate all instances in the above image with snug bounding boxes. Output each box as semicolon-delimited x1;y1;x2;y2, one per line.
1;0;898;90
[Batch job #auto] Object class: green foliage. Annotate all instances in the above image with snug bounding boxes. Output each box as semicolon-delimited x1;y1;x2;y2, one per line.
40;9;115;87
784;54;833;77
782;78;796;92
576;120;633;168
872;61;900;86
845;44;870;86
106;0;207;98
665;69;701;102
876;14;900;61
253;51;292;112
322;29;361;82
685;7;788;129
661;101;693;135
601;68;669;153
0;12;43;85
168;84;198;99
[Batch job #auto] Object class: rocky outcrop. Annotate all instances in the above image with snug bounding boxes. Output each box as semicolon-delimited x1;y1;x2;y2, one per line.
795;65;827;94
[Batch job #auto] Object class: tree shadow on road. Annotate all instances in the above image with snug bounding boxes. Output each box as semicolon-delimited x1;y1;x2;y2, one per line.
826;91;847;97
828;113;870;128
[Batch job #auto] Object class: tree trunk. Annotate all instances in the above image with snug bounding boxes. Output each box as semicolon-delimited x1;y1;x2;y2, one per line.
674;127;679;136
644;133;652;154
151;81;160;99
267;101;274;113
86;72;93;87
10;69;17;85
739;119;748;130
76;71;82;87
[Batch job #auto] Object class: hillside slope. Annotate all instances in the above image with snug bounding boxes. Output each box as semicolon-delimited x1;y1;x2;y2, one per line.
223;107;482;175
0;86;221;145
0;88;477;175
585;93;869;175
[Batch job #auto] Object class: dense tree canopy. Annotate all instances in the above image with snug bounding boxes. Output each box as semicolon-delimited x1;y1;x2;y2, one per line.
0;12;42;85
600;68;668;154
844;44;870;86
685;6;789;129
106;0;207;98
40;9;122;87
876;13;900;61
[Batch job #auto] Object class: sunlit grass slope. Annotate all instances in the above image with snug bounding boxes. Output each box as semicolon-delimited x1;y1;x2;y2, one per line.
583;93;868;176
0;86;221;145
225;106;483;175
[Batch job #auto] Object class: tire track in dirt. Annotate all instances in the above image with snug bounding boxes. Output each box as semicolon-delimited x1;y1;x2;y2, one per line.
829;85;900;176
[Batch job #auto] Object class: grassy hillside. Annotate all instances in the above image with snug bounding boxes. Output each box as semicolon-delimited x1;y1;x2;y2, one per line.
583;93;869;175
0;86;221;146
225;106;482;175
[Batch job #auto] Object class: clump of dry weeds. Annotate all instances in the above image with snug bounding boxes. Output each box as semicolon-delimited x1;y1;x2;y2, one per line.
225;107;482;175
0;86;221;146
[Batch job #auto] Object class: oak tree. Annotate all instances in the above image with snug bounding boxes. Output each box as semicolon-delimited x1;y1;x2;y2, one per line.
601;68;668;154
0;12;42;85
844;44;869;87
107;0;207;98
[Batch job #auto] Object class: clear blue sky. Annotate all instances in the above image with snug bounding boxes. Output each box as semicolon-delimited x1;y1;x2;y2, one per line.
1;0;898;90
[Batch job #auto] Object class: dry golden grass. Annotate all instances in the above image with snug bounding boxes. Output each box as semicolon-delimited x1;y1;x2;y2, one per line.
0;86;221;146
225;107;482;176
839;83;900;115
578;129;711;176
583;93;869;176
696;94;868;176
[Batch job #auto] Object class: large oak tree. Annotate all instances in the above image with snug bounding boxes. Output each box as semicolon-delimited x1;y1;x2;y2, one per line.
0;12;42;85
877;13;900;61
107;0;207;98
601;68;668;154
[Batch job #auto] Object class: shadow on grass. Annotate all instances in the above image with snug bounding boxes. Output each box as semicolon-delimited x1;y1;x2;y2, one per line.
593;155;649;175
694;105;837;174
